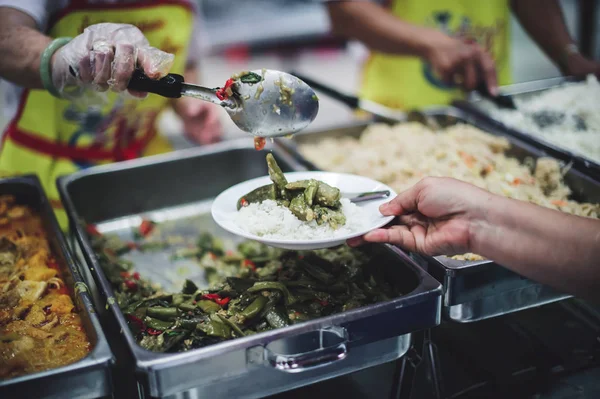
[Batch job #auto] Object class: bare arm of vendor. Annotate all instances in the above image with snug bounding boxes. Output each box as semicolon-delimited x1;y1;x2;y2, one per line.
0;7;50;89
325;1;498;93
0;6;174;98
349;177;600;301
511;0;600;77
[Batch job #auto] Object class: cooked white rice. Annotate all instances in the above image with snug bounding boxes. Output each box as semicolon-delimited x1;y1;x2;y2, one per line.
480;74;600;162
235;198;367;240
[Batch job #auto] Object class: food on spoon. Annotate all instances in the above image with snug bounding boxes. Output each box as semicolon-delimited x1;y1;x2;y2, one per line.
89;225;402;353
254;137;266;151
0;196;90;379
235;154;360;239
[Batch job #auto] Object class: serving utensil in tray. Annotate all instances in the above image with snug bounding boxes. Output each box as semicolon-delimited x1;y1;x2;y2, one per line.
0;175;113;399
454;76;600;181
57;140;442;399
275;106;600;323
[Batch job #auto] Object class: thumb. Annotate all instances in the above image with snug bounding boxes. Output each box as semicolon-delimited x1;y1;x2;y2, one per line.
137;46;174;79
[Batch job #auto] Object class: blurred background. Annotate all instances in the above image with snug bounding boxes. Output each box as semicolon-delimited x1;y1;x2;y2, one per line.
1;0;598;143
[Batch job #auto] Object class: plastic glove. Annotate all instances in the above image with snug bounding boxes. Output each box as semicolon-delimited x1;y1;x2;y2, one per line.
51;23;174;99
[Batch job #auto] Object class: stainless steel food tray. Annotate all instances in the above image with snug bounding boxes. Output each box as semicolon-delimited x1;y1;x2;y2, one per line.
0;175;113;399
454;76;600;180
57;139;442;399
275;106;600;323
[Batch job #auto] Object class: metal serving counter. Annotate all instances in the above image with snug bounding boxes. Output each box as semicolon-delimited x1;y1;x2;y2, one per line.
57;140;441;399
275;106;600;323
0;175;114;399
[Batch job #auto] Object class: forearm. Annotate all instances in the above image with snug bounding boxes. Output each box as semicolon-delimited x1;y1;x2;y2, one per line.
511;0;575;70
326;1;437;57
0;7;51;89
471;194;600;299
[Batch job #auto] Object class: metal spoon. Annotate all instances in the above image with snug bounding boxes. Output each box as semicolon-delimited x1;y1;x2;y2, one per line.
128;69;319;138
345;190;391;203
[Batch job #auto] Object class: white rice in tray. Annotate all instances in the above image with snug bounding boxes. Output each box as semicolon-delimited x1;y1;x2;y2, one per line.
480;74;600;162
235;198;367;240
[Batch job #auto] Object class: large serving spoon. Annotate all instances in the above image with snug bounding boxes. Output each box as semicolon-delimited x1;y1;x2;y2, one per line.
128;69;320;138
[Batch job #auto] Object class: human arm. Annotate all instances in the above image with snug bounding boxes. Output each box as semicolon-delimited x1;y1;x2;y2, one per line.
0;7;51;89
0;7;174;98
348;177;600;300
510;0;600;77
325;1;498;93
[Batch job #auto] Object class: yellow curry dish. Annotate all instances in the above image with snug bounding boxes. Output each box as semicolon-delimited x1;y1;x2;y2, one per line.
0;195;90;380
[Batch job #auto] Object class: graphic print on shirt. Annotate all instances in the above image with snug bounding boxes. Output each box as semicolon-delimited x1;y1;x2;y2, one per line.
422;10;506;90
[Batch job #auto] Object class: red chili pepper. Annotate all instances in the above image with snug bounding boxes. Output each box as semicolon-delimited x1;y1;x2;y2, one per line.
86;224;100;236
146;328;163;336
242;259;256;271
320;300;329;307
139;220;155;237
200;293;230;306
127;242;138;250
216;78;235;100
124;280;138;291
226;250;235;256
126;314;146;331
132;272;141;280
240;198;249;207
254;137;266;151
215;297;230;306
120;271;130;278
208;252;217;260
297;255;304;260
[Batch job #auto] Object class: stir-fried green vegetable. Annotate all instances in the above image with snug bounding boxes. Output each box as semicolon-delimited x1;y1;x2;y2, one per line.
89;223;401;353
237;154;345;228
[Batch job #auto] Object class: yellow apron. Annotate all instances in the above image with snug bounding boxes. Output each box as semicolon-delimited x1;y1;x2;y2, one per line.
0;0;193;229
360;0;511;110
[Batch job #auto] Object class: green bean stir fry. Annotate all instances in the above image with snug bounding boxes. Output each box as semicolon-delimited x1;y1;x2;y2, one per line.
237;153;347;229
88;224;402;353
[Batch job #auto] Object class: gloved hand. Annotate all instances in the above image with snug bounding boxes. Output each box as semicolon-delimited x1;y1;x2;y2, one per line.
51;23;174;99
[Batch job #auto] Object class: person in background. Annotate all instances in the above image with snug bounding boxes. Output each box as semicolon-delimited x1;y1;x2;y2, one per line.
325;0;600;110
348;177;600;301
0;0;222;229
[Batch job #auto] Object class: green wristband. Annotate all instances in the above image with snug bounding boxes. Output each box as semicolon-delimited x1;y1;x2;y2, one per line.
40;37;72;98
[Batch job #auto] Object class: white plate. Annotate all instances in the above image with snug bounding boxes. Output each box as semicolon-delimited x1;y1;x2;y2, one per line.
211;172;396;250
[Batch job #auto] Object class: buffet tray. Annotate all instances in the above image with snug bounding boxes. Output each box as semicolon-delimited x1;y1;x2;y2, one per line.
57;139;442;399
275;106;600;323
0;175;113;399
454;76;600;181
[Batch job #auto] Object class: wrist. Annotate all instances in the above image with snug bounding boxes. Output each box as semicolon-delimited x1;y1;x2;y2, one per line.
415;27;445;61
558;43;580;74
467;192;507;256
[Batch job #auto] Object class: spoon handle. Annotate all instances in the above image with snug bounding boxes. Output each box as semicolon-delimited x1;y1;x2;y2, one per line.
127;69;184;98
348;190;391;203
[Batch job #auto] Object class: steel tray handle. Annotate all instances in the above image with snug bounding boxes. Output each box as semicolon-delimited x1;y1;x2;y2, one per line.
264;326;349;373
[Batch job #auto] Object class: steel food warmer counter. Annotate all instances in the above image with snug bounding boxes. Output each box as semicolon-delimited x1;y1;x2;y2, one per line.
55;140;442;399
